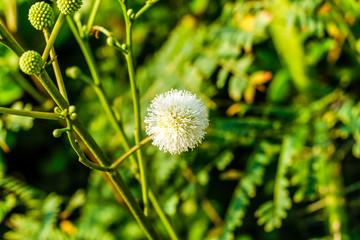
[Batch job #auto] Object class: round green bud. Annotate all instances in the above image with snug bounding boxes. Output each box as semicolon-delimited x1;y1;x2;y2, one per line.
68;105;76;114
127;9;134;17
53;129;62;138
70;113;77;120
107;37;116;47
57;0;83;15
28;2;55;30
19;50;44;75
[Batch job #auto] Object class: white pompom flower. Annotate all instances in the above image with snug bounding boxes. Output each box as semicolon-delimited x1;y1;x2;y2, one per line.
145;89;209;155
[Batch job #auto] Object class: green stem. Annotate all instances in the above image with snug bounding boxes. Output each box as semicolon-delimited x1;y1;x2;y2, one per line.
135;0;160;20
69;13;178;240
0;106;62;120
44;27;105;172
43;28;69;102
42;13;66;62
0;24;159;239
149;191;179;240
72;118;160;240
0;22;24;56
67;17;129;147
119;0;149;217
86;0;102;35
111;135;152;169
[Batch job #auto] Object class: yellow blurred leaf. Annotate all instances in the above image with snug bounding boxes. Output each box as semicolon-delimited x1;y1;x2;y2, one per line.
220;169;242;180
244;86;255;104
250;71;273;85
0;138;9;153
240;14;256;32
226;103;243;117
326;22;342;38
318;2;331;15
60;220;76;236
345;12;356;25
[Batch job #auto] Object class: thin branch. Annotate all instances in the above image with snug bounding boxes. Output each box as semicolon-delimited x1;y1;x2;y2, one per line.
0;107;63;121
42;14;66;62
135;0;160;20
111;135;152;169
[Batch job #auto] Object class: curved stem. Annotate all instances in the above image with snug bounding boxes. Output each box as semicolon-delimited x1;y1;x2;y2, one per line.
72;117;160;240
65;118;112;172
42;13;66;62
0;107;62;120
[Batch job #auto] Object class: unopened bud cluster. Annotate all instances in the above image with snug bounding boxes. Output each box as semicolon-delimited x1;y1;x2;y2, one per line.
19;51;43;75
57;0;83;15
28;2;55;30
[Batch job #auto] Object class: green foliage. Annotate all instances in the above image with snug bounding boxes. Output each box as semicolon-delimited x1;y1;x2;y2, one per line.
0;46;23;105
256;129;307;232
2;0;360;239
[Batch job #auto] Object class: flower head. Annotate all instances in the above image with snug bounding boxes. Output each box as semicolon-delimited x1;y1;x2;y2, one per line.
19;50;44;75
28;2;55;30
57;0;82;15
145;89;209;154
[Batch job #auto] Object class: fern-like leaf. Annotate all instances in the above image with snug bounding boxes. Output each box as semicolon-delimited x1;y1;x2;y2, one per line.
256;127;307;232
219;141;280;240
0;193;16;223
0;177;44;206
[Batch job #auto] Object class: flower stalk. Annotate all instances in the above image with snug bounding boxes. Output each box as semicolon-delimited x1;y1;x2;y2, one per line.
135;0;160;20
111;135;153;169
118;0;149;217
42;13;66;62
43;28;69;102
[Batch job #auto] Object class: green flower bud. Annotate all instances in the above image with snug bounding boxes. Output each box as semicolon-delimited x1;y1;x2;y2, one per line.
28;2;55;30
19;50;44;75
53;129;62;138
68;105;76;114
57;0;83;15
70;113;77;120
127;9;134;16
107;37;116;47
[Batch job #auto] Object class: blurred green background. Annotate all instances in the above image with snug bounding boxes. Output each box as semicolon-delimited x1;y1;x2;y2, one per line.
1;0;360;239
